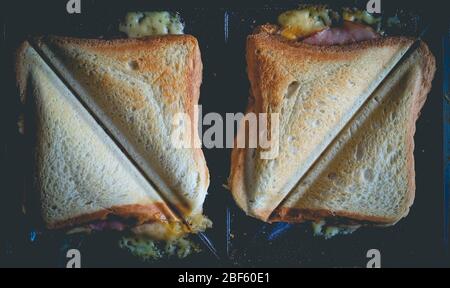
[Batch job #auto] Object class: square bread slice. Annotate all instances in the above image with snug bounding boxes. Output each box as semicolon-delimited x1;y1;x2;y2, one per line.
230;28;414;221
34;36;209;219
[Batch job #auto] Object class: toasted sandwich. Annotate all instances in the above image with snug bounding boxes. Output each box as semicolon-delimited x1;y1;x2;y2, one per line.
33;35;208;220
229;7;435;230
16;32;210;257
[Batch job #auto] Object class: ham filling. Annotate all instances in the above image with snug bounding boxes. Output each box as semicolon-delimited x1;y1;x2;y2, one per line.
88;220;128;232
302;21;380;45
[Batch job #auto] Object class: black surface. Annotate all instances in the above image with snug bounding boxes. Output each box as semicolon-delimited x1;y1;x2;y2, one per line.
0;0;449;267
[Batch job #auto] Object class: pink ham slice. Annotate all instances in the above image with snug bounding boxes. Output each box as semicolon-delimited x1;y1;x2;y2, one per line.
303;21;380;46
88;221;127;232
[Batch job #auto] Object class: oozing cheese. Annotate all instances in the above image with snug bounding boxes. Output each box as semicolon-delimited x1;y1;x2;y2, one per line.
278;7;333;40
119;215;212;260
277;7;383;40
311;221;359;239
132;222;187;241
131;214;212;241
342;8;381;26
119;11;184;38
119;235;200;260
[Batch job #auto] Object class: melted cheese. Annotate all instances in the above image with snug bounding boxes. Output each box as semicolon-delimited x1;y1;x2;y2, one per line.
131;215;212;241
278;7;333;40
119;237;162;260
119;236;200;260
119;11;184;38
132;222;187;241
277;7;383;40
342;9;381;25
120;215;211;260
186;214;213;233
312;221;359;239
312;220;326;236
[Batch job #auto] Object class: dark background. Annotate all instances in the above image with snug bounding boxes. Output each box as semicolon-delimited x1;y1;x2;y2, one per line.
0;0;449;267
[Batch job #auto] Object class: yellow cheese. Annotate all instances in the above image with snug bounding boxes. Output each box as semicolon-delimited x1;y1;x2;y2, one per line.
342;8;381;25
119;236;200;260
131;221;187;241
278;7;383;40
312;220;326;236
130;215;212;241
186;214;213;233
278;7;333;40
311;221;359;239
119;11;184;38
119;237;162;260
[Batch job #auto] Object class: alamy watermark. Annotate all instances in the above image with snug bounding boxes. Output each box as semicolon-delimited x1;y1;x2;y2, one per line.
366;0;381;14
366;249;381;268
66;0;81;14
171;105;280;160
66;249;81;268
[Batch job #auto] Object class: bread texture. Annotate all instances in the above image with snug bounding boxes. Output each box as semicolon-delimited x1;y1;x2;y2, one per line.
16;42;179;229
271;42;436;225
229;27;414;221
34;35;209;218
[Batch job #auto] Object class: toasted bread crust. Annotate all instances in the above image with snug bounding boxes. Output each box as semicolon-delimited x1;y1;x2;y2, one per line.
47;203;177;230
15;41;37;103
401;41;436;221
270;207;397;225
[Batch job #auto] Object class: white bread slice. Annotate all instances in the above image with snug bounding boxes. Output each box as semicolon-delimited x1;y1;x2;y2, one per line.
229;27;414;221
271;42;436;225
16;42;179;229
34;36;208;218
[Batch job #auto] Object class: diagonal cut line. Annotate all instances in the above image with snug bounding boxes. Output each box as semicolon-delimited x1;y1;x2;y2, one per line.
26;40;218;258
28;40;181;219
